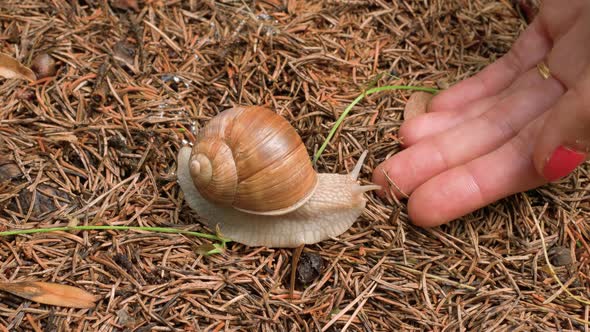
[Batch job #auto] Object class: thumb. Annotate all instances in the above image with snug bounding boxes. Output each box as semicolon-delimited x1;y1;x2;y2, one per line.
533;74;590;181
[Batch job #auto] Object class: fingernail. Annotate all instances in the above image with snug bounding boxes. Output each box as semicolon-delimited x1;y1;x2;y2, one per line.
543;146;586;181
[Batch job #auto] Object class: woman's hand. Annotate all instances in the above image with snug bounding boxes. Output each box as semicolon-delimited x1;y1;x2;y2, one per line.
372;0;590;227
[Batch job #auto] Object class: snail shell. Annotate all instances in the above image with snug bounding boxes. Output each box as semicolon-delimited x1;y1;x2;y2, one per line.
187;106;317;215
177;106;380;248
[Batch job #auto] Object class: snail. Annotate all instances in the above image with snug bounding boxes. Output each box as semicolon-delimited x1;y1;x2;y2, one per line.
176;106;380;248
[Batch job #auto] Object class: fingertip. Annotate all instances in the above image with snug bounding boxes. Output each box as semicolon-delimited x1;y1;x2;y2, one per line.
406;189;451;228
371;163;388;198
371;156;410;199
530;88;590;181
540;145;587;182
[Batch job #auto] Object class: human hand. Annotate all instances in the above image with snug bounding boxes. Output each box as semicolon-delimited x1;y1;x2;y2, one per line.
372;0;590;227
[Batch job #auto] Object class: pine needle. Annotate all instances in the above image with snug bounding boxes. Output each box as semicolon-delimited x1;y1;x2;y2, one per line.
523;194;590;305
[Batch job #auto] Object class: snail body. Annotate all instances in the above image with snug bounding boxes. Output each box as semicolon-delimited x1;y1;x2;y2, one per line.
176;106;379;248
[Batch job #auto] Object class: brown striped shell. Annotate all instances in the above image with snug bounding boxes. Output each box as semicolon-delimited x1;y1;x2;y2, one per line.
188;106;318;216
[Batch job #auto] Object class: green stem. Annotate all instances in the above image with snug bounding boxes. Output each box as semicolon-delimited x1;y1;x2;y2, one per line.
0;225;231;248
313;85;439;163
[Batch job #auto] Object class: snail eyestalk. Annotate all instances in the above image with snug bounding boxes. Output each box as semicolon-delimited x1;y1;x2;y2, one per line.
353;185;382;196
351;150;369;180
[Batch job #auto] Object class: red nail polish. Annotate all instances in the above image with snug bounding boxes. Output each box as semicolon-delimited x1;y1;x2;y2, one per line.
543;146;586;181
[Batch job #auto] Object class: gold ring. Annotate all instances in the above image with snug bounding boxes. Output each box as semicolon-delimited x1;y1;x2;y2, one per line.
537;61;551;80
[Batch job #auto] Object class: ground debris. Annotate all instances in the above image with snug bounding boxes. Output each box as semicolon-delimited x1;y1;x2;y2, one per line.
549;246;573;267
296;251;324;285
0;0;588;331
0;53;36;82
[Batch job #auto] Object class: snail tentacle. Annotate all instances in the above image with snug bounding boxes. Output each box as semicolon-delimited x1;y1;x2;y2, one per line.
351;150;368;180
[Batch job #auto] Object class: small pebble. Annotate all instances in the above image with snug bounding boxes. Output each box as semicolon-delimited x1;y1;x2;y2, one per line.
436;80;450;90
31;53;57;79
296;252;324;285
549;246;572;267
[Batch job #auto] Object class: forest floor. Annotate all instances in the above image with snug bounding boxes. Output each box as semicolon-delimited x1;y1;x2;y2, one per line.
1;0;590;331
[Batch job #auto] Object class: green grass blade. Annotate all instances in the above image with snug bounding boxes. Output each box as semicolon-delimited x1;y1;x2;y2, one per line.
313;85;439;164
0;225;231;253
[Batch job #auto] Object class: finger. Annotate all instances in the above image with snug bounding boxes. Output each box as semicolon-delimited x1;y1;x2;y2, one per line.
533;65;590;181
401;68;552;146
407;116;547;227
428;18;552;114
373;74;564;197
545;8;590;88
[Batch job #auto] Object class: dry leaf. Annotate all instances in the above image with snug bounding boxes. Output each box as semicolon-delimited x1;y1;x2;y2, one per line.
111;0;139;11
116;307;137;328
403;91;434;121
194;243;217;255
0;159;70;215
0;281;97;308
45;132;79;143
67;216;80;228
0;53;37;82
12;183;70;216
0;160;21;182
113;40;138;73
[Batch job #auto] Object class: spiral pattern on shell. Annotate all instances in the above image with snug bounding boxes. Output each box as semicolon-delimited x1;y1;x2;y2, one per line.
188;106;318;215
